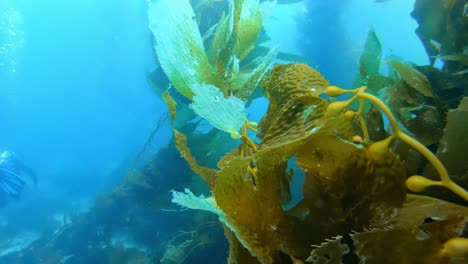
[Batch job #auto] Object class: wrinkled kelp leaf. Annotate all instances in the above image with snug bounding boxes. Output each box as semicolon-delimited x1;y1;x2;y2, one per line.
213;64;410;262
148;0;222;99
259;63;330;138
387;60;435;98
260;95;326;149
174;63;427;263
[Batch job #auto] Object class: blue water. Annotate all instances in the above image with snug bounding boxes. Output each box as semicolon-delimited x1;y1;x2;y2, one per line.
1;0;172;204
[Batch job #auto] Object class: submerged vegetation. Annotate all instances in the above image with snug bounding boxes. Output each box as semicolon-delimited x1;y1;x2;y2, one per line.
2;0;467;263
151;0;468;263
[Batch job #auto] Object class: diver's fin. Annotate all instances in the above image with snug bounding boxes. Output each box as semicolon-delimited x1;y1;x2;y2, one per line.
0;168;26;199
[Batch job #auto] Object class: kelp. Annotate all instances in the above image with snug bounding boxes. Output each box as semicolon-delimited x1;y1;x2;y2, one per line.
148;0;222;99
207;2;236;76
232;0;264;61
412;0;468;72
424;97;468;202
231;46;278;100
433;97;468;177
168;63;468;263
151;1;468;263
173;130;218;189
258;63;330;138
353;29;382;89
387;59;435;98
307;196;468;263
148;0;276;135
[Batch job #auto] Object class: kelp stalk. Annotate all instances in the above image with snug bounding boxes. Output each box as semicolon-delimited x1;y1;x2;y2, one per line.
324;86;468;201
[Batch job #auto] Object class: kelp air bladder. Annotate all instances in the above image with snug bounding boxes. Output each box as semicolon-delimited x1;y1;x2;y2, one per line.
324;85;468;202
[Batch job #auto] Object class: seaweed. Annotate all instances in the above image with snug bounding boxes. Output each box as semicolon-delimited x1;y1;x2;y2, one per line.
167;62;468;263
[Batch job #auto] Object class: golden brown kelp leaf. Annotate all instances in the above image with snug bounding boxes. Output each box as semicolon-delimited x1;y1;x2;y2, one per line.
163;89;177;122
208;11;232;70
224;226;261;264
215;97;353;262
214;145;291;263
419;217;467;243
217;145;243;169
259;63;330;138
350;214;468;264
351;227;446;264
305;200;467;263
395;194;468;228
259;95;327;150
387;60;435;98
232;1;262;61
296;135;407;229
173;130;218;188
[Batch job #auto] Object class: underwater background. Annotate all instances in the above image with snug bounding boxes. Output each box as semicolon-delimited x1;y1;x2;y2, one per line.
0;0;467;263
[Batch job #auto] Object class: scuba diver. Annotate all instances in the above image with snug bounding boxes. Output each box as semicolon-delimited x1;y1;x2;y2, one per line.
0;150;36;207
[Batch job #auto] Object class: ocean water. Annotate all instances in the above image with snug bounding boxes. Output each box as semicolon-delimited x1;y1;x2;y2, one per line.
1;0;467;263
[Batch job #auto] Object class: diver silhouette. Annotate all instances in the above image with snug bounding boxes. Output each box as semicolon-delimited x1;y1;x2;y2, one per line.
0;150;36;207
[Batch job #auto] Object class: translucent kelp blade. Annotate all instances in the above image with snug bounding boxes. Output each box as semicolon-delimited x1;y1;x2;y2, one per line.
232;45;278;100
207;3;235;72
148;0;221;99
353;28;383;89
360;29;382;76
208;0;263;76
189;83;246;134
171;188;254;254
232;0;263;61
171;188;220;213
